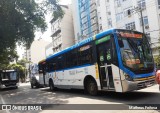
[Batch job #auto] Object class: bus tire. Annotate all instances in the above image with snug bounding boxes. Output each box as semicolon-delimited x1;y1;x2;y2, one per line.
49;80;54;91
86;79;98;96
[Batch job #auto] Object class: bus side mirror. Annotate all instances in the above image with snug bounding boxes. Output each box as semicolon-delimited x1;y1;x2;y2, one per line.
118;39;124;48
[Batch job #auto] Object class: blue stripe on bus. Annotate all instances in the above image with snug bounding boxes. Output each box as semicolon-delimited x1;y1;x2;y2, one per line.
48;64;93;73
46;28;115;62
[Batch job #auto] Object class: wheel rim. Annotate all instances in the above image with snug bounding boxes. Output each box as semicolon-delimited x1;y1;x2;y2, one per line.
89;83;95;93
87;81;97;95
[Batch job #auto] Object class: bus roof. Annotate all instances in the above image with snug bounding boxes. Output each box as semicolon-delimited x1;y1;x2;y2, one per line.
46;28;116;62
38;59;46;64
45;28;141;62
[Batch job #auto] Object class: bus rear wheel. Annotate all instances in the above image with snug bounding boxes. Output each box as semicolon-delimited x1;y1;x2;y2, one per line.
49;80;54;91
86;79;98;96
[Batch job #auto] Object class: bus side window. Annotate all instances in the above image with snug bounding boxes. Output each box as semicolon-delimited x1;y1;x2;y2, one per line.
66;49;78;68
78;44;93;65
56;55;65;70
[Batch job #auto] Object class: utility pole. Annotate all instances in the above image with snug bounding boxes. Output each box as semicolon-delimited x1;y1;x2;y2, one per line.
132;6;145;33
139;7;145;34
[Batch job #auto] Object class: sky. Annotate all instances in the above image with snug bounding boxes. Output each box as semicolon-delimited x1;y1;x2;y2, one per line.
17;0;72;60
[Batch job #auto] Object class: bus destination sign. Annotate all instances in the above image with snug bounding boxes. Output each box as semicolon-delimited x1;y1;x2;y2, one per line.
119;32;142;38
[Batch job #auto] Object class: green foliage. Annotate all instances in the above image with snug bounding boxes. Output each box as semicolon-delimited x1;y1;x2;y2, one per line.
0;0;47;48
52;7;64;22
43;0;64;21
17;59;30;67
0;50;19;69
0;0;64;69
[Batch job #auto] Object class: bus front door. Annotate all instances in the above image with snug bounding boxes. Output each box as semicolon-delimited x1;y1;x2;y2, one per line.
97;41;115;90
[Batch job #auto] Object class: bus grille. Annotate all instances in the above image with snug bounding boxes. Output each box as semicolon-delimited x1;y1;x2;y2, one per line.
137;80;155;89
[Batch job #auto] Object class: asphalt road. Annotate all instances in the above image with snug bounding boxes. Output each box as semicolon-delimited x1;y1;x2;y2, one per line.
0;83;160;113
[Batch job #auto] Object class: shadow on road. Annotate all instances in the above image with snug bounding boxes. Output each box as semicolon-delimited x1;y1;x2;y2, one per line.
1;85;160;108
41;87;160;104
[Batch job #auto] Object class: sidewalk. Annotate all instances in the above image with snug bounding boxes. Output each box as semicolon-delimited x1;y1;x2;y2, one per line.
19;82;30;86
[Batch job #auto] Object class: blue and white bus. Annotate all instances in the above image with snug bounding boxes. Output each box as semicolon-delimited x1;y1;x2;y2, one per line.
38;29;156;95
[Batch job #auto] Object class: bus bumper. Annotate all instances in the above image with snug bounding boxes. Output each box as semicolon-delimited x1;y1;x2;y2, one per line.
0;84;5;89
121;78;156;92
0;82;19;89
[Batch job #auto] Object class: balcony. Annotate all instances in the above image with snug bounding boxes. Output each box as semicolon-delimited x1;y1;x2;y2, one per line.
90;3;96;12
91;24;98;32
90;11;97;19
51;26;61;37
81;17;88;24
90;0;96;6
91;17;98;25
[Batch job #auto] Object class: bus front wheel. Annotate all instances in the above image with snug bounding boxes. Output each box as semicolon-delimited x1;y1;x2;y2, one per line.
86;79;98;96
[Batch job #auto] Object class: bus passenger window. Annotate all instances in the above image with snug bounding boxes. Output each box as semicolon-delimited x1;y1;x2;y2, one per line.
78;44;93;65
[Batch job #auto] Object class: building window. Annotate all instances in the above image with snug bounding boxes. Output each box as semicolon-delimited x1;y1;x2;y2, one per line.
158;0;160;8
125;22;136;30
99;24;102;30
138;0;146;9
143;16;148;25
140;16;149;26
116;12;123;22
115;0;121;7
124;8;132;17
108;18;112;27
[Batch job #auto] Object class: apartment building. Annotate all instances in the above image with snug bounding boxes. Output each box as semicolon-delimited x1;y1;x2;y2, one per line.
73;0;160;56
72;0;99;42
46;5;75;56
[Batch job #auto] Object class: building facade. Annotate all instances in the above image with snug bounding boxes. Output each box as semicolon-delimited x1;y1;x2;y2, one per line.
73;0;160;56
48;5;75;55
72;0;82;43
72;0;99;42
30;39;50;63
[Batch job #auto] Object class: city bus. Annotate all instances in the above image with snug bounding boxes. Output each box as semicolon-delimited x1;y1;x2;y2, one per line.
0;70;19;89
38;29;156;95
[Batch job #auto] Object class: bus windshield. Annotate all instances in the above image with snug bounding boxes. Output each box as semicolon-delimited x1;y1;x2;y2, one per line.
117;31;154;74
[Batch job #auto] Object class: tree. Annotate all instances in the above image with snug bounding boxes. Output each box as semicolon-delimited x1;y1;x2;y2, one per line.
0;50;19;69
0;0;63;68
42;0;64;21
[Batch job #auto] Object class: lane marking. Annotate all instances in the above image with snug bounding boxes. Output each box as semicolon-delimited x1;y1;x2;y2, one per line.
0;95;10;113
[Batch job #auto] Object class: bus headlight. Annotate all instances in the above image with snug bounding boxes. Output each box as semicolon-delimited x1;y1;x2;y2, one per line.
125;74;133;81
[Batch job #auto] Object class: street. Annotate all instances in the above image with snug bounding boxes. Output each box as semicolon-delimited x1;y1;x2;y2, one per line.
0;83;160;113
